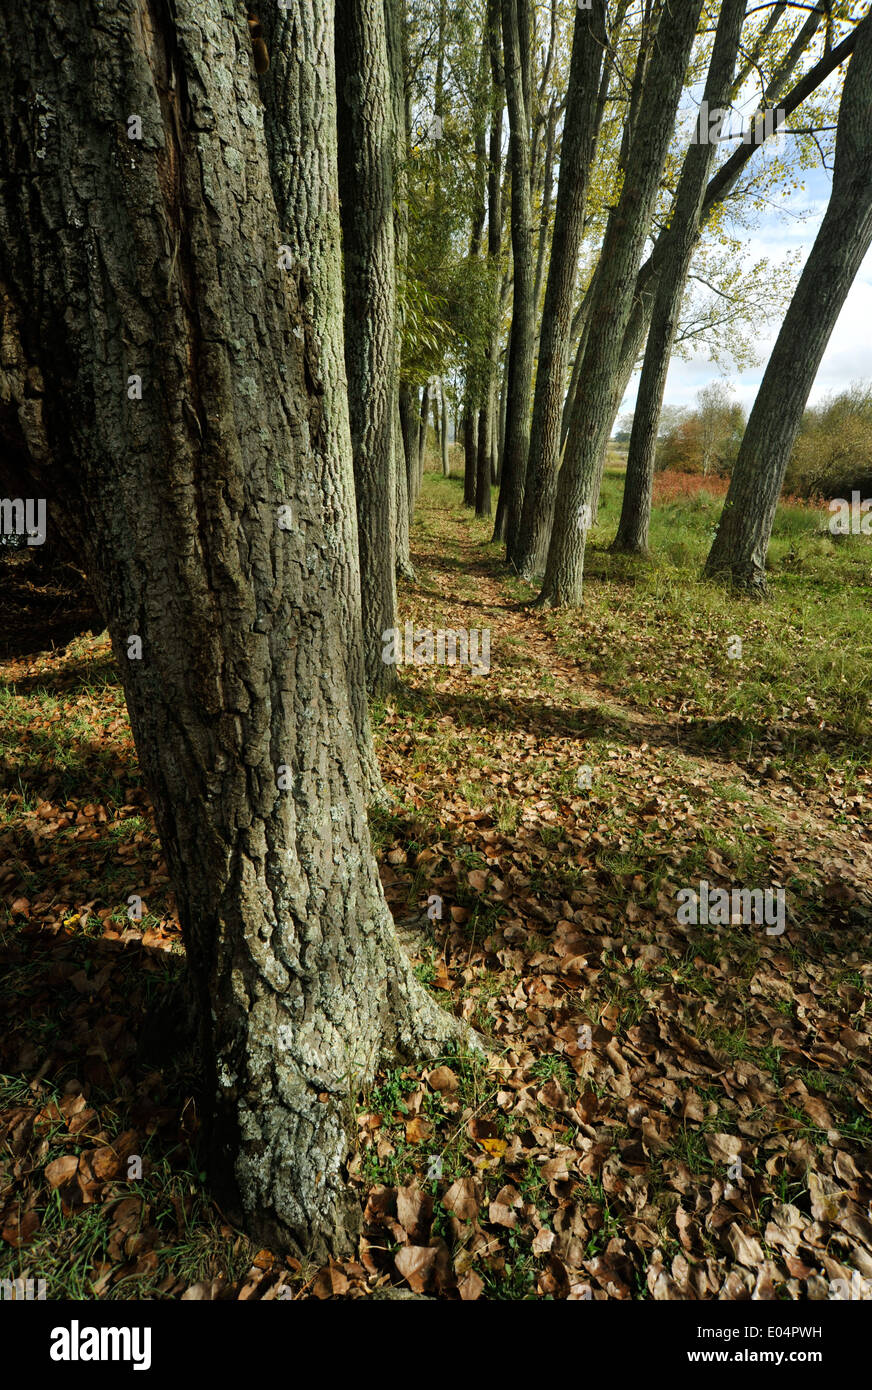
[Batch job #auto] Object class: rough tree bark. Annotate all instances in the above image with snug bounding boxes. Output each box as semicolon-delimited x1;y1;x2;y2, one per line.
386;0;415;579
705;12;872;596
336;0;398;695
257;0;384;801
511;0;605;577
532;97;558;314
536;0;705;608
0;0;467;1260
431;385;442;464
496;348;508;480
612;0;746;556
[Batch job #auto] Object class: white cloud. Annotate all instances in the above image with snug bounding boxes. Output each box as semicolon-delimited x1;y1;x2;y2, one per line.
622;162;872;420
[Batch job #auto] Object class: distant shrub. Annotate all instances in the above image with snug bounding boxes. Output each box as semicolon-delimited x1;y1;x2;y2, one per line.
654;385;745;476
652;471;730;503
784;383;872;500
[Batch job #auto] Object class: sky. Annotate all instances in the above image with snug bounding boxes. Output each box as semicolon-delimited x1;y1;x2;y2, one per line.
619;78;872;423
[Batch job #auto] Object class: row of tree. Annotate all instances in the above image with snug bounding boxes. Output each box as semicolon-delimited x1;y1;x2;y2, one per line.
394;0;872;593
626;379;872;496
1;0;870;1258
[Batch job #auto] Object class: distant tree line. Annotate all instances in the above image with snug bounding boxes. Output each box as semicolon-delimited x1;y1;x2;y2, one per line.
627;380;872;499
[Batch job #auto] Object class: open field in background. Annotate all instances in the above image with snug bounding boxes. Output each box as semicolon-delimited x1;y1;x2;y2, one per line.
1;469;869;1299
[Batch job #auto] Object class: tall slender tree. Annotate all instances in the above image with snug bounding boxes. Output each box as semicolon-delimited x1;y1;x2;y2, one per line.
612;1;824;556
705;10;872;596
611;0;747;556
511;0;606;577
476;0;506;520
336;0;399;694
493;0;535;549
387;0;416;579
536;0;705;609
260;0;384;800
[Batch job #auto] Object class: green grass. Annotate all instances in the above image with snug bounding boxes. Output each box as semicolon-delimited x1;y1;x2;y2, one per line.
0;1073;249;1301
527;469;871;785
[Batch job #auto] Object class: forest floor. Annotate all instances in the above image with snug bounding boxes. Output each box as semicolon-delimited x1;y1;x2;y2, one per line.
0;468;870;1300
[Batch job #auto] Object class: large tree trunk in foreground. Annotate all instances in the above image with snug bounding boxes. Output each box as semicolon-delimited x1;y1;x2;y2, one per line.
0;0;464;1260
612;0;746;556
536;0;704;609
705;12;872;597
336;0;398;696
493;0;535;550
511;0;605;577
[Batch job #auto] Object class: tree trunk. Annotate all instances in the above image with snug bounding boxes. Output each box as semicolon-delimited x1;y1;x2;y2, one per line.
463;403;479;508
611;1;824;560
0;0;466;1260
395;393;414;579
432;384;443;463
511;0;605;577
705;12;872;596
476;400;492;517
612;0;746;556
577;15;860;530
493;0;535;553
399;383;421;515
336;0;398;697
386;0;414;581
560;305;587;452
258;0;385;800
537;0;705;609
479;0;504;518
496;349;509;483
418;379;432;474
532;99;558;314
441;381;451;476
623;24;862;376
